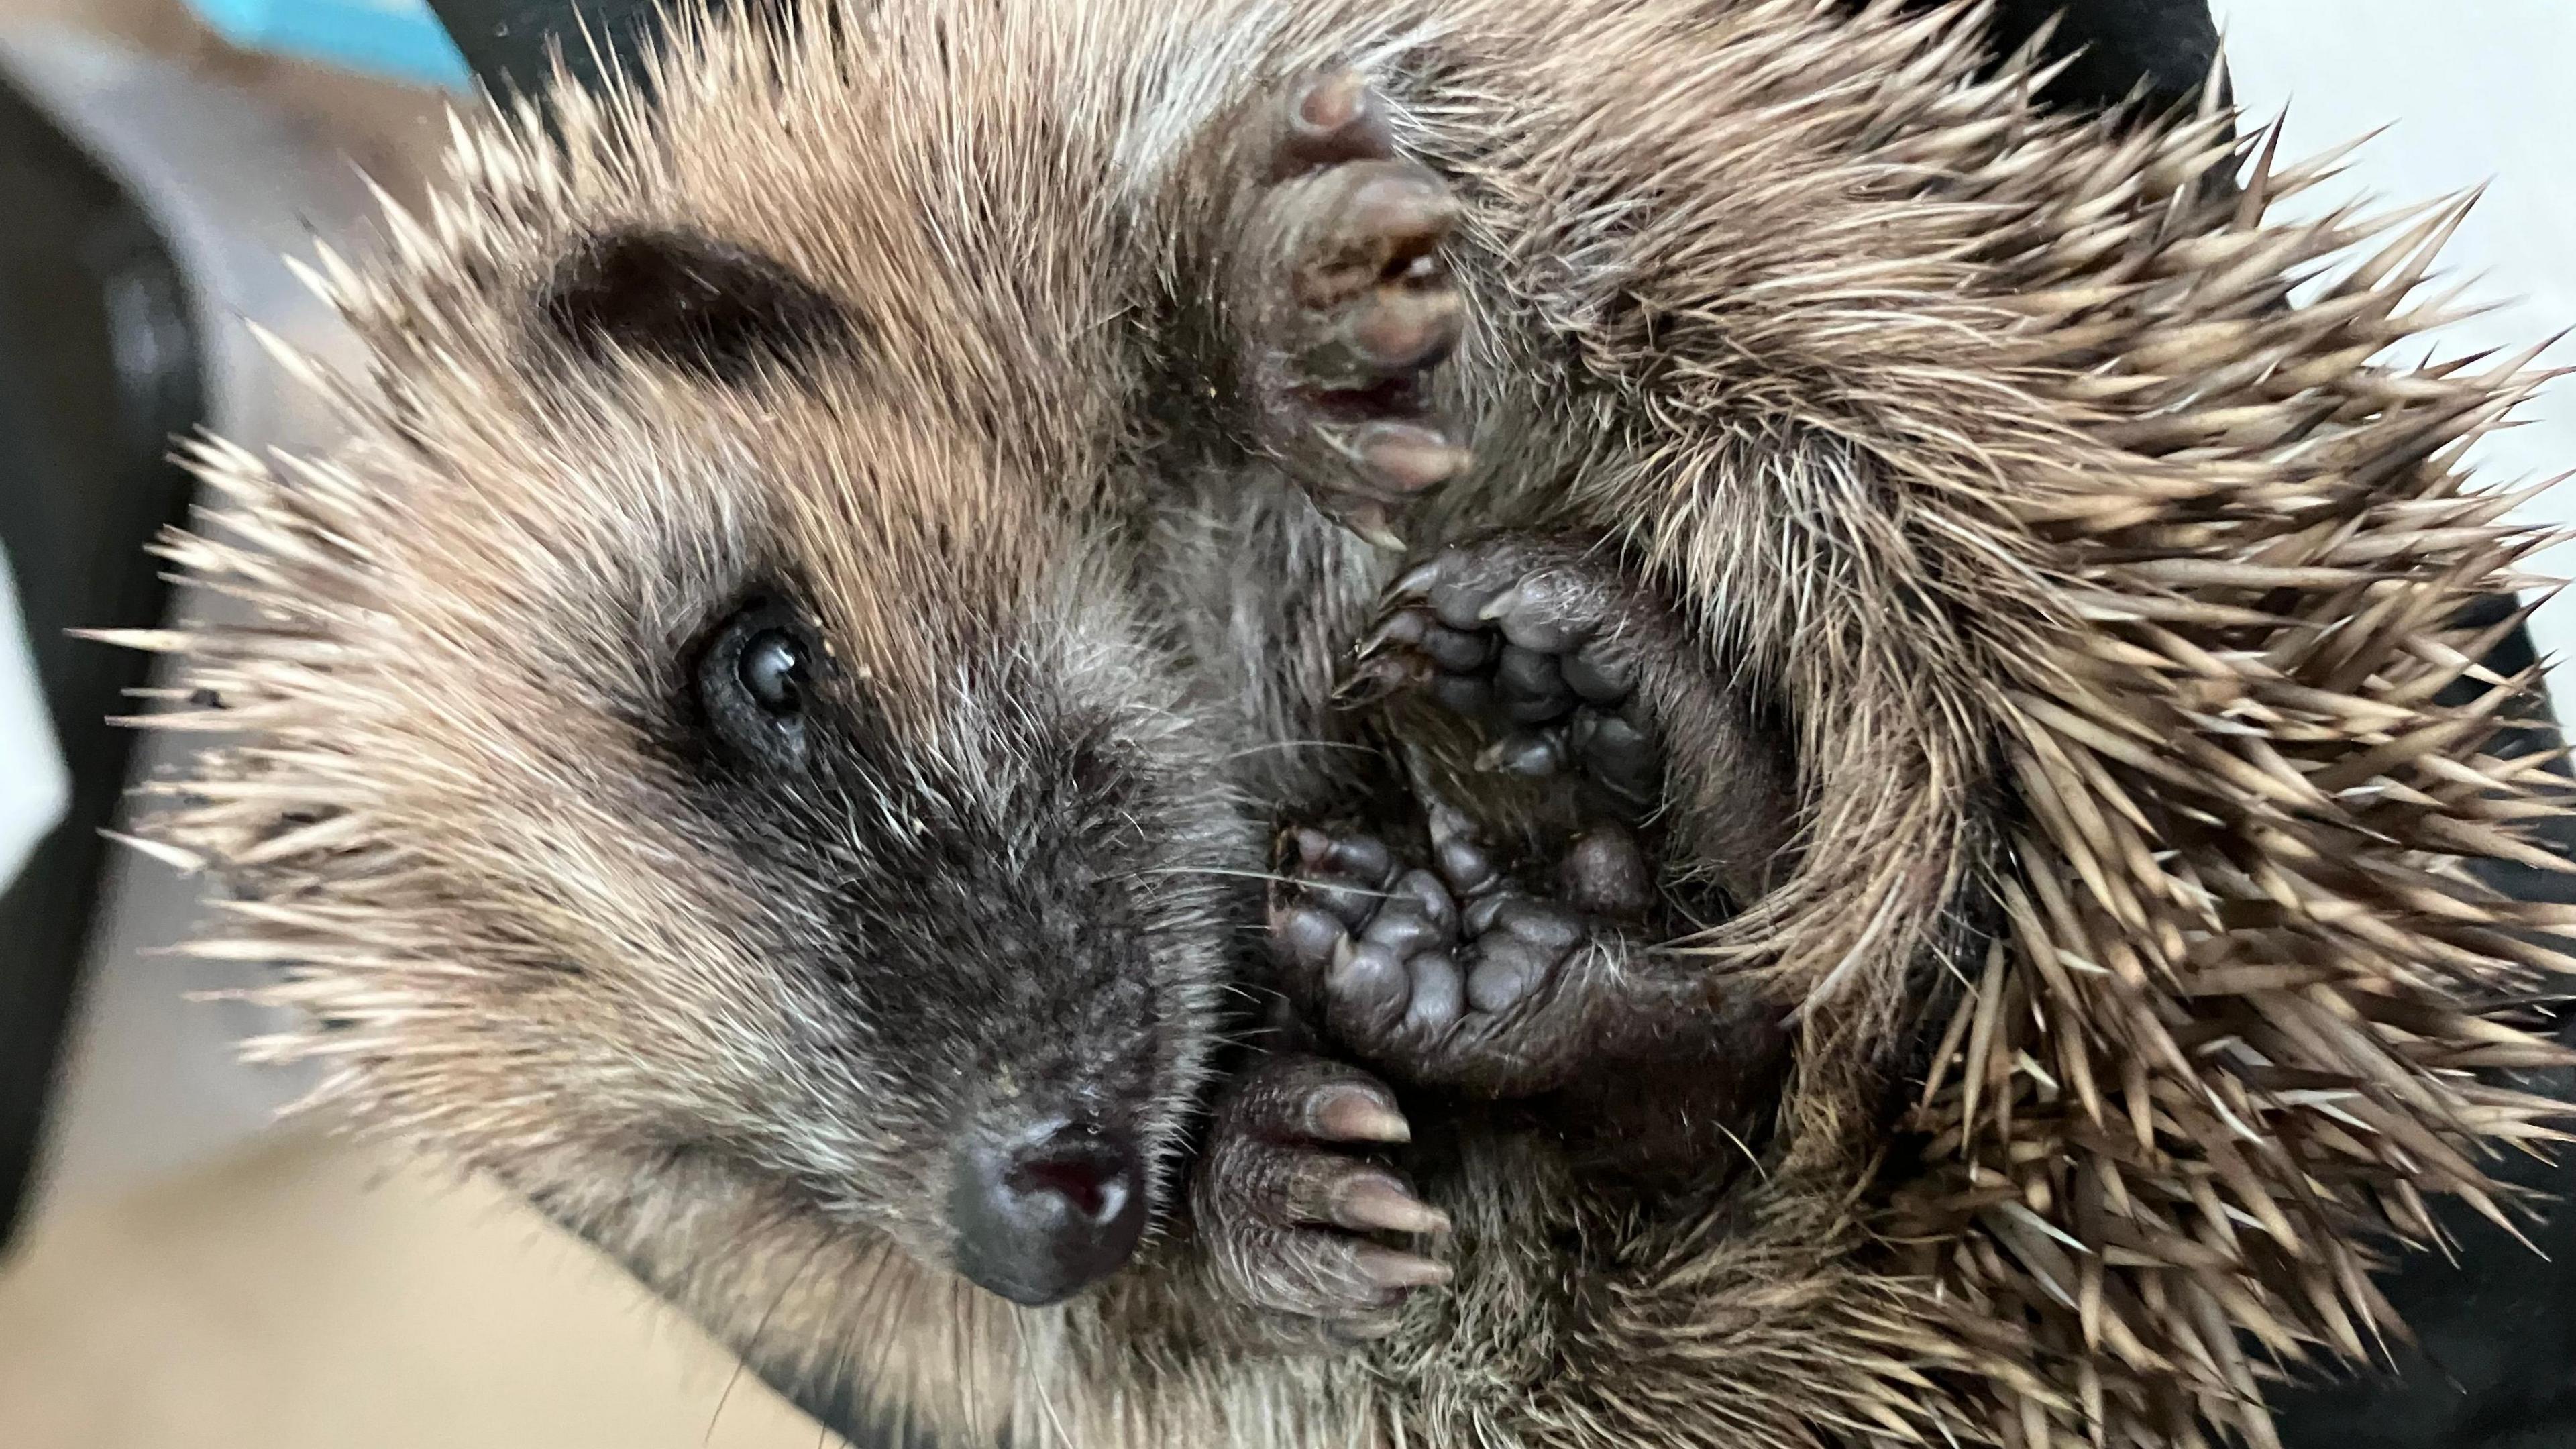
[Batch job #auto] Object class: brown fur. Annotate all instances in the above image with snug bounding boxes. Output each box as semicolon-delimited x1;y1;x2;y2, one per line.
100;1;2576;1446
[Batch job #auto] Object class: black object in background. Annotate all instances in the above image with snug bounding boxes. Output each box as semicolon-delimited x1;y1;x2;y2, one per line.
424;0;659;97
426;0;776;99
416;5;2576;1448
0;75;206;1254
1977;0;2220;113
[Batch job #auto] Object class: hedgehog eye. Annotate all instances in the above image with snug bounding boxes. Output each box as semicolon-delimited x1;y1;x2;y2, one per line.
739;629;807;714
695;600;818;768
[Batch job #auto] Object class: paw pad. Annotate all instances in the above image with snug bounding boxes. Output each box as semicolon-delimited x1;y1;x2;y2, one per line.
1267;806;1650;1098
1345;539;1667;812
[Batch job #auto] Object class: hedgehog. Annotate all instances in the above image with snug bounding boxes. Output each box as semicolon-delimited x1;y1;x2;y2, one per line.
93;1;2576;1447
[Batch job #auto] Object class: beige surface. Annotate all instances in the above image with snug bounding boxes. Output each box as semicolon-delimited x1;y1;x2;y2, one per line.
0;1130;822;1448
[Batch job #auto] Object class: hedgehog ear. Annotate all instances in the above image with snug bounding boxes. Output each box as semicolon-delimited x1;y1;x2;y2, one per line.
541;227;859;386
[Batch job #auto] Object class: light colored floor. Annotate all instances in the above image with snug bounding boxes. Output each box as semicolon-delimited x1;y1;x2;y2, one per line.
0;1131;822;1448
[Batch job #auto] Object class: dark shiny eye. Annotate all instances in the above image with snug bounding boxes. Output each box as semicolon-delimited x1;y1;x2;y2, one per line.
738;629;806;715
694;600;819;769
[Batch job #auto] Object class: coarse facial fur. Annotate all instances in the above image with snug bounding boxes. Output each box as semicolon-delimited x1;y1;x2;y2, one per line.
107;1;2576;1447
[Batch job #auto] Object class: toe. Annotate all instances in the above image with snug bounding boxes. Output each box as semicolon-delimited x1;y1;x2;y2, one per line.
1477;574;1601;654
1295;826;1393;883
1287;825;1400;928
1356;897;1450;958
1464;935;1553;1012
1348;284;1462;370
1401;951;1465;1034
1352;421;1470;496
1495;643;1566;701
1570;709;1659;798
1352;1242;1452;1289
1311;877;1382;928
1228;1057;1411;1145
1561;643;1633;704
1248;1144;1448;1239
1305;288;1462;385
1305;1081;1413;1145
1496;897;1585;951
1317;419;1469;502
1275;68;1396;176
1456;898;1584;1013
1417;623;1495;674
1329;1172;1452;1236
1334;649;1434;705
1430;830;1501;897
1473;727;1568;777
1270;900;1348;969
1493;644;1576;723
1561;826;1656;919
1218;1227;1448;1326
1296;164;1457;309
1426;570;1513;633
1389;869;1458;930
1326;938;1414;1040
1358;608;1430;657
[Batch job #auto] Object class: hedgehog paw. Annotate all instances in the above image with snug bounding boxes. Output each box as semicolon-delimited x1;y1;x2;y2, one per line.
1346;535;1668;816
1268;814;1654;1098
1193;1055;1450;1337
1232;67;1470;549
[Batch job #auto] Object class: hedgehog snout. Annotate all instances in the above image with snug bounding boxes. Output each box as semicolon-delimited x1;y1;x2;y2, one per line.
946;1113;1148;1305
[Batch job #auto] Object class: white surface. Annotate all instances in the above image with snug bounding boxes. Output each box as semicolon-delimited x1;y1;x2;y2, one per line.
2215;1;2576;667
0;549;72;892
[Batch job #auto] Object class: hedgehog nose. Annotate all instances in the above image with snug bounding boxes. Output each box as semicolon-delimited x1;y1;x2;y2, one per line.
949;1118;1146;1306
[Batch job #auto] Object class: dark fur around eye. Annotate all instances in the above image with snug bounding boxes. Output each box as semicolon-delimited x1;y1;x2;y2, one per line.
541;227;861;386
692;599;822;771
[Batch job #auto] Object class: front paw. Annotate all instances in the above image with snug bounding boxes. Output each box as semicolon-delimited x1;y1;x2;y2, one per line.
1193;1055;1450;1338
1267;812;1654;1099
1344;534;1796;909
1231;68;1472;547
1347;535;1666;810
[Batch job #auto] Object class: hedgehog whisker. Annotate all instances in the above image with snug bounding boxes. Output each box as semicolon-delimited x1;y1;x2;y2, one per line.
1216;738;1382;762
1126;865;1313;890
710;1230;837;1447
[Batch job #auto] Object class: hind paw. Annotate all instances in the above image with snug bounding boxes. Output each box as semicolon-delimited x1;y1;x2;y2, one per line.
1232;68;1470;548
1267;812;1656;1099
1193;1055;1450;1337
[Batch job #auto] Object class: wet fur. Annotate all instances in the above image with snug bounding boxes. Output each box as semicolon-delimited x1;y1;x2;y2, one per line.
109;1;2576;1446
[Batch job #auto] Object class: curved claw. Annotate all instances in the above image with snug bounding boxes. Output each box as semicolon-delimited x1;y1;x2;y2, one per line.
1195;1056;1450;1330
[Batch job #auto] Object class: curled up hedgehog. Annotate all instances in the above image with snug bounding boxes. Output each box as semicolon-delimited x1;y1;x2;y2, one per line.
92;1;2576;1446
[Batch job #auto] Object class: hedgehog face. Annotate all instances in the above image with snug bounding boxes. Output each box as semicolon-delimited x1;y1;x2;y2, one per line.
647;566;1239;1308
167;225;1246;1307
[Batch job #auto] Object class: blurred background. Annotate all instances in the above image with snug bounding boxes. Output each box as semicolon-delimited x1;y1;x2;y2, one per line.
0;1;2565;1446
0;1;819;1444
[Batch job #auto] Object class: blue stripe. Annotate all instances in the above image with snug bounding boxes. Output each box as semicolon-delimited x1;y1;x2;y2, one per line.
182;0;472;89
